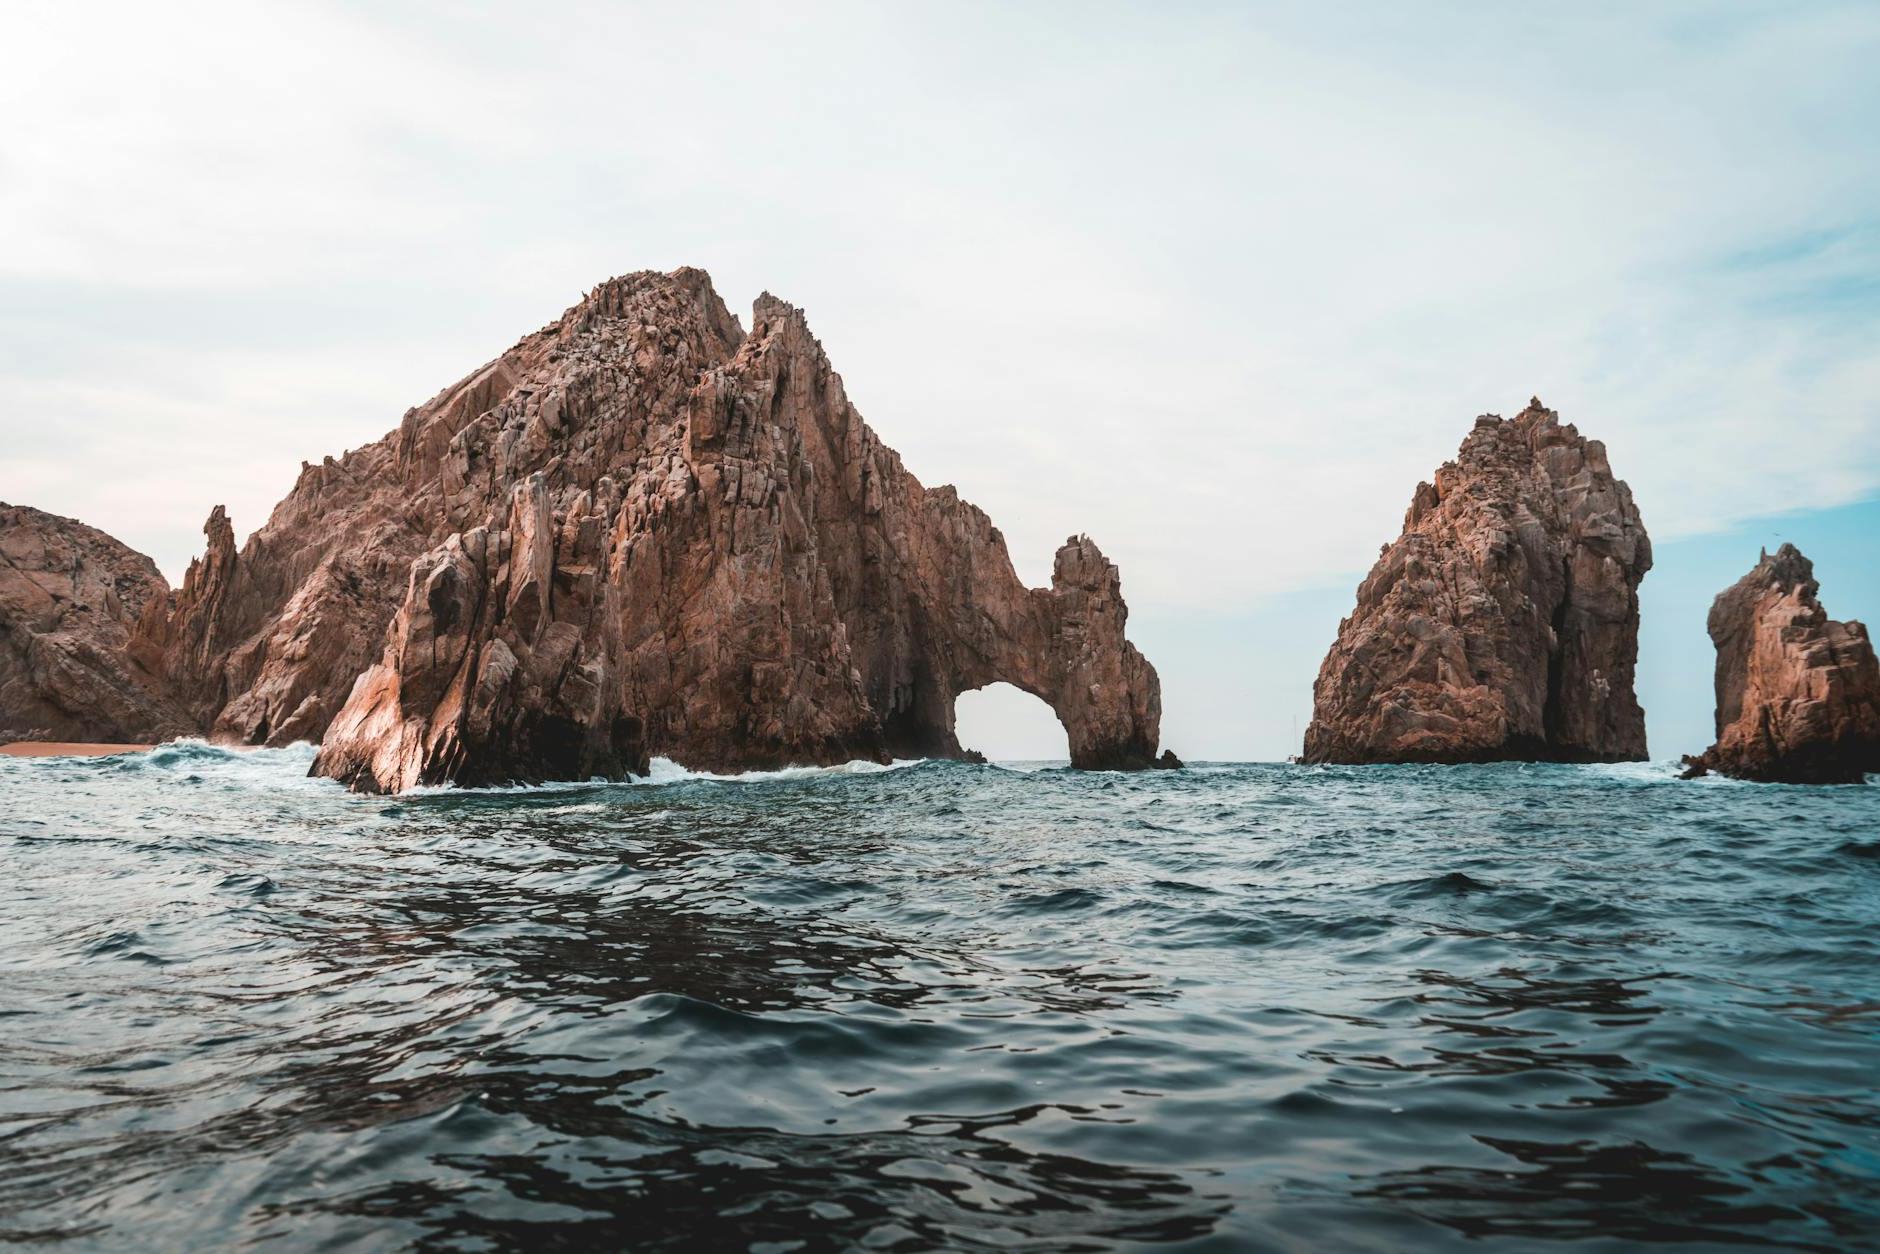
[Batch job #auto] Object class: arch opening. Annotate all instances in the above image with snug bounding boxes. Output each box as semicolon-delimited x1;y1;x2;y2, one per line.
952;682;1068;764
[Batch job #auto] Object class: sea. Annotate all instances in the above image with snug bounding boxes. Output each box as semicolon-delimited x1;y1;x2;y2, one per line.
3;742;1877;1252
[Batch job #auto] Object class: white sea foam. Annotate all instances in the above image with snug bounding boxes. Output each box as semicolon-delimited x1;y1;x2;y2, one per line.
1581;759;1689;785
102;738;334;790
398;754;930;795
49;739;929;797
639;756;925;784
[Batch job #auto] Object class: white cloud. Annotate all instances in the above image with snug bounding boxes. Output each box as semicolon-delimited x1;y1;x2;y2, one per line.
3;0;1876;624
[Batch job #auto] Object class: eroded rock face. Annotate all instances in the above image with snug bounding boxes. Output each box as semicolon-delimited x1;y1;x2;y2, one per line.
133;268;1163;791
1303;400;1651;764
131;475;432;750
0;503;193;744
1681;545;1880;784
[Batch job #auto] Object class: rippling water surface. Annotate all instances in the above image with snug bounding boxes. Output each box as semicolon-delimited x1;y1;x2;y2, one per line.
4;745;1879;1251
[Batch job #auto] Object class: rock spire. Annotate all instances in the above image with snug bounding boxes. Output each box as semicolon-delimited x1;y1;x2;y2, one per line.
1303;400;1651;764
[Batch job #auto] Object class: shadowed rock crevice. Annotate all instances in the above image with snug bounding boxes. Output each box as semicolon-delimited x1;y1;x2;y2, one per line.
1303;400;1651;765
1681;544;1880;784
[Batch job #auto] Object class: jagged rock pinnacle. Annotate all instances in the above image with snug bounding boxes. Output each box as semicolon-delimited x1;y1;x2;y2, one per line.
1302;401;1652;764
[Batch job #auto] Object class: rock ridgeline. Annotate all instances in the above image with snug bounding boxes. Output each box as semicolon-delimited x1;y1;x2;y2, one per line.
14;273;1874;792
1680;545;1880;784
1303;400;1652;765
12;268;1169;790
310;272;1166;790
0;503;193;744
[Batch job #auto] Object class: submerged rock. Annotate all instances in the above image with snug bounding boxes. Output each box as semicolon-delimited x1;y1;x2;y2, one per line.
0;503;193;744
1302;400;1652;764
129;269;1164;791
1681;544;1880;785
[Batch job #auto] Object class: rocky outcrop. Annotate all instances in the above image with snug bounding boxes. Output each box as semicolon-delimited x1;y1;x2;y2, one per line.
0;503;193;744
1680;545;1880;784
130;479;423;746
128;268;1163;791
1303;400;1651;764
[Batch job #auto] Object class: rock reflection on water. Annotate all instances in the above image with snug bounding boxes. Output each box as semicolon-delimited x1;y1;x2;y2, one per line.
2;745;1878;1249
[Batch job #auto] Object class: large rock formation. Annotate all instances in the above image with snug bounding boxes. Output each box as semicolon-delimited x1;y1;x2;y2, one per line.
0;503;193;744
1303;400;1651;764
126;268;1165;791
1680;545;1880;784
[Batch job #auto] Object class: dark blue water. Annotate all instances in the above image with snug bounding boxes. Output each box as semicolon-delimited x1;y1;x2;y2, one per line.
3;745;1878;1251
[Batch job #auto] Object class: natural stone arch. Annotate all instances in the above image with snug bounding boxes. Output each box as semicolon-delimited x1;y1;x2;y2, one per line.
838;521;1165;773
261;271;1171;791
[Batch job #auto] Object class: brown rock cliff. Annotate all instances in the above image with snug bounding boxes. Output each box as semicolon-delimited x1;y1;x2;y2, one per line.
0;503;193;744
1681;545;1880;784
1303;400;1651;764
127;269;1165;790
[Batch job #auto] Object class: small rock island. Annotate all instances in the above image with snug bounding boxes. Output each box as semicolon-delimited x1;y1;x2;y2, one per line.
1681;544;1880;784
1303;400;1653;764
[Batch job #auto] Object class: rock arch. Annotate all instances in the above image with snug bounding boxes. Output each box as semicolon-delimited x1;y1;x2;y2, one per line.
853;526;1164;771
300;272;1169;790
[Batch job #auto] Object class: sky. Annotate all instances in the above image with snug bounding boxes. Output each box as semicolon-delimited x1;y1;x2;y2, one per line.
3;2;1877;761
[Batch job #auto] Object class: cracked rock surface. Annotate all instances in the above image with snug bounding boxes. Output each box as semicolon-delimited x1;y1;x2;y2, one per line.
1303;400;1652;765
1682;544;1880;784
0;503;192;744
121;268;1164;791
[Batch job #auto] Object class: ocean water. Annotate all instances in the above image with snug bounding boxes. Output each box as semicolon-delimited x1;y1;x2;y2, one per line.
3;745;1878;1252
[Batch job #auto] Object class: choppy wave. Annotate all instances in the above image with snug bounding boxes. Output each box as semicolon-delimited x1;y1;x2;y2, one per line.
3;753;1877;1249
399;752;930;794
637;754;928;785
21;738;930;795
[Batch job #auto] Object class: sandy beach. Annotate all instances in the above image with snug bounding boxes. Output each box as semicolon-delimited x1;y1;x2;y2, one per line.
1;741;154;758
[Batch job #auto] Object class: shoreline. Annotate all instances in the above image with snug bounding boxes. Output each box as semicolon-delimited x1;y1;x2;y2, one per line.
1;741;155;758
